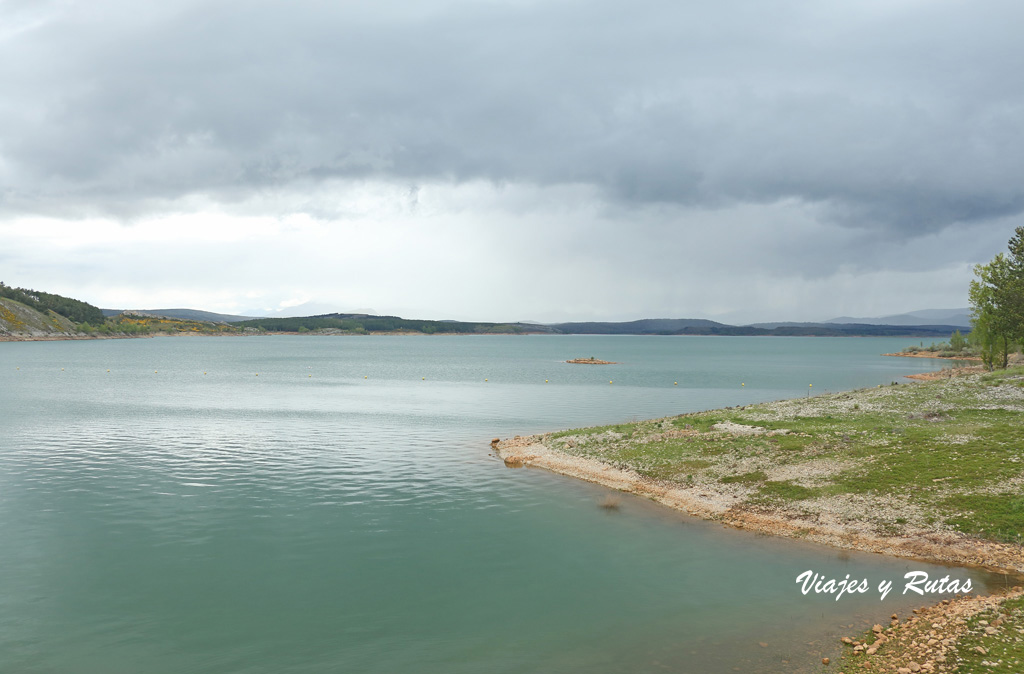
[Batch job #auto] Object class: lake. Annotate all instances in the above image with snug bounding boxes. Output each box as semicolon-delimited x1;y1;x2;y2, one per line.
0;335;1000;673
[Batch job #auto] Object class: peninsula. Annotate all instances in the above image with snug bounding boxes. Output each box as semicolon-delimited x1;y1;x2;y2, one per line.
493;363;1024;671
494;367;1024;572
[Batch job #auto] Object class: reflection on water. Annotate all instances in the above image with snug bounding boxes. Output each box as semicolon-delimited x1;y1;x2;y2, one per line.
0;336;1005;674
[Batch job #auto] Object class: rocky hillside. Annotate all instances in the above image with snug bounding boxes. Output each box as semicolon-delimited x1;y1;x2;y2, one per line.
0;297;82;340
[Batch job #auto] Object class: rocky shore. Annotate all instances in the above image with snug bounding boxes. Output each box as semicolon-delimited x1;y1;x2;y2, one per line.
831;587;1023;673
0;334;143;342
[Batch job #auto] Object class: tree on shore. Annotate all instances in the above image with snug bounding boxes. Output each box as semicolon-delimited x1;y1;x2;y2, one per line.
969;227;1024;369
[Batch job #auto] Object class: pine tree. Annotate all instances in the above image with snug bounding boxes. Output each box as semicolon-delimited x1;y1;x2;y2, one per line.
969;226;1024;369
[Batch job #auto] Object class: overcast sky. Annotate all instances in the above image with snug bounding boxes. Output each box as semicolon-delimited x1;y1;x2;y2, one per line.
2;0;1022;323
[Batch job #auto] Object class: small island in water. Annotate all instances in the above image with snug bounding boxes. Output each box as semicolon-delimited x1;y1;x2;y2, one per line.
566;356;617;364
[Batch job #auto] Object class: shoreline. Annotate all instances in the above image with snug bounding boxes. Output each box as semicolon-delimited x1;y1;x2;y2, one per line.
0;334;147;342
493;432;1024;575
883;351;984;362
0;330;539;342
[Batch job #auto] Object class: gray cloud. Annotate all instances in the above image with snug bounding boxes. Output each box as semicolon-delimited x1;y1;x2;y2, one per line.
2;0;1023;233
1;180;1009;323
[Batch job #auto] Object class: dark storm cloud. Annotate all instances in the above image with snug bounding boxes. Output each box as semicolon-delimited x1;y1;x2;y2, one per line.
2;0;1023;233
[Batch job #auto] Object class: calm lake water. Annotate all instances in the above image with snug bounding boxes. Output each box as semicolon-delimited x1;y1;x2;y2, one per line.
0;335;1004;673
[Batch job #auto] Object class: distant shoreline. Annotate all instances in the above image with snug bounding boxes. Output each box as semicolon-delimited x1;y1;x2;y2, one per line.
0;331;528;342
2;331;976;342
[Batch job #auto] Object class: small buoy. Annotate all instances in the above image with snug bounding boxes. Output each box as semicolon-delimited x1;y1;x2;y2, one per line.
308;374;312;378
609;380;613;384
204;372;207;375
61;368;64;371
809;384;812;388
256;373;259;376
107;369;110;372
155;371;158;373
741;383;745;387
545;379;548;383
422;377;425;380
364;376;367;379
485;378;488;382
674;382;677;385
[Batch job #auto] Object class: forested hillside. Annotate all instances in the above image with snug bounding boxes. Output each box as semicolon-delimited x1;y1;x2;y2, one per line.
0;282;105;324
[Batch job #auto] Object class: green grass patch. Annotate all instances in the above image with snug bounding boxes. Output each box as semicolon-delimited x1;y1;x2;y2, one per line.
674;459;713;471
768;434;812;451
549;424;622;439
669;415;745;432
944;493;1024;545
757;480;819;501
979;365;1024;383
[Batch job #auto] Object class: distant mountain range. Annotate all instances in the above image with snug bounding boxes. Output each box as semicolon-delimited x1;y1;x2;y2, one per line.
547;318;723;334
821;309;971;328
101;308;258;323
748;309;971;330
100;303;382;323
239;301;380;319
540;318;962;338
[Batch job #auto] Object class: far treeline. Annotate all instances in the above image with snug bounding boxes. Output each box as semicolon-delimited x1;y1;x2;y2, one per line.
969;226;1024;369
233;315;545;334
